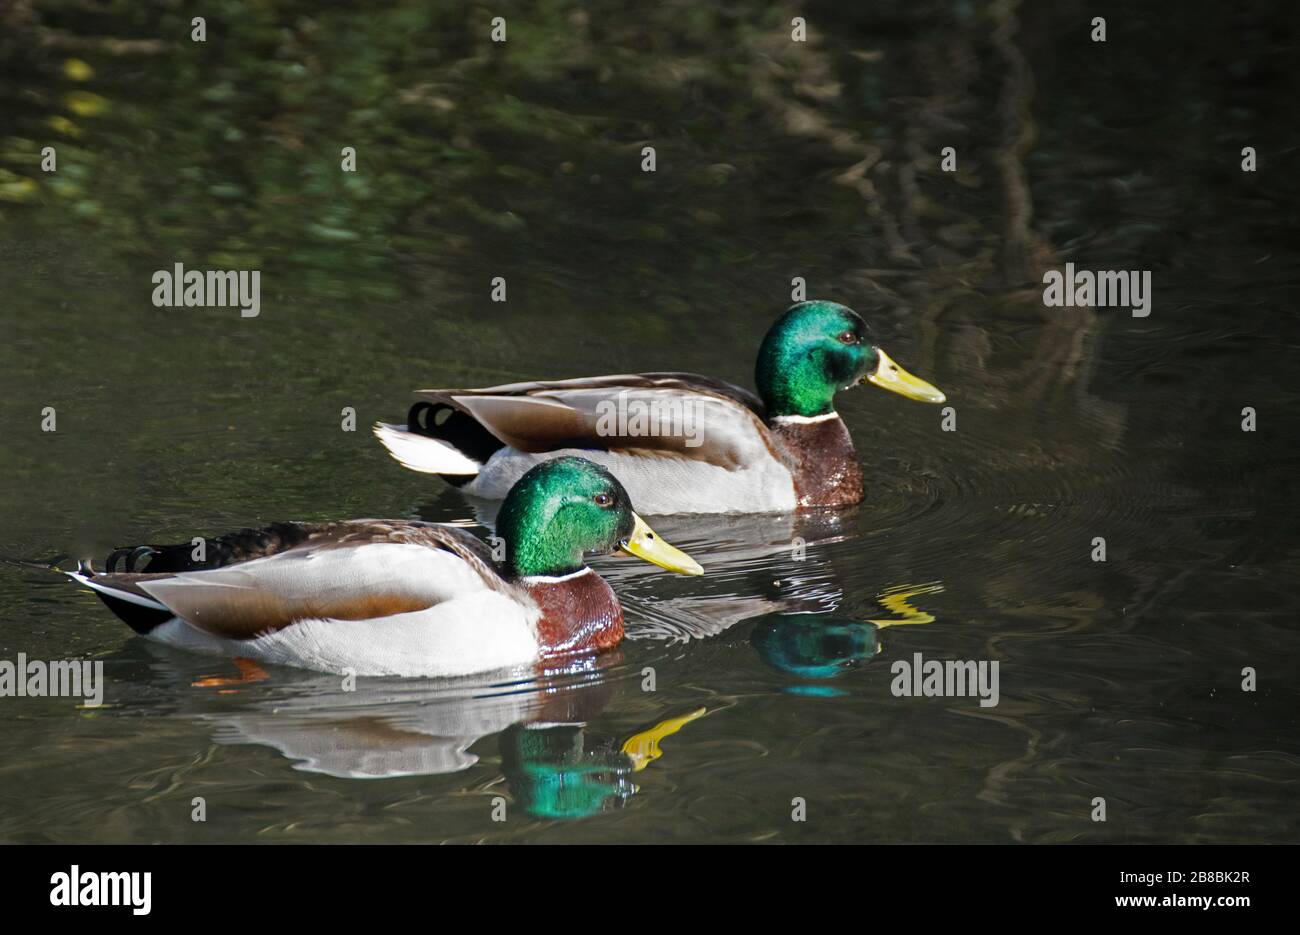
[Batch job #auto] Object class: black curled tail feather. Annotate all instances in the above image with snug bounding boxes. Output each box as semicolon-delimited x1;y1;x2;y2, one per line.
406;401;504;486
105;545;160;573
103;521;316;574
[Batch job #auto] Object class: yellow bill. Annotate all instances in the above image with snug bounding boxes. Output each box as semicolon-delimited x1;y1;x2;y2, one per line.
618;513;704;575
864;348;946;403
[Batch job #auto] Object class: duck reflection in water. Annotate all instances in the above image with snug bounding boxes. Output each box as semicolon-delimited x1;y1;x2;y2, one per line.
750;582;943;694
500;707;706;820
751;614;881;693
137;643;707;810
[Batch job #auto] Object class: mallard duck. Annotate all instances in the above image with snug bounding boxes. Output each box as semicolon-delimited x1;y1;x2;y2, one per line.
65;457;701;678
375;300;944;513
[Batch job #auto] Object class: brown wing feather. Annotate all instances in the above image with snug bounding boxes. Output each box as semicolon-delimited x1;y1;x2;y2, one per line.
416;372;765;418
413;372;773;468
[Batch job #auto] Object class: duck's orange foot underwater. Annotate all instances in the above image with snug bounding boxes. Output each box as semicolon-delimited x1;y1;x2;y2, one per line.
192;657;270;690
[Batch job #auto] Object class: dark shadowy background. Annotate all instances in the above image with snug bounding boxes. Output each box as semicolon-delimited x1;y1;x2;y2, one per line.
0;1;1296;842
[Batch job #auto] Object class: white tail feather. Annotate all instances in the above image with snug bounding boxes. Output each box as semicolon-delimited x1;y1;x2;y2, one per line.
372;423;482;475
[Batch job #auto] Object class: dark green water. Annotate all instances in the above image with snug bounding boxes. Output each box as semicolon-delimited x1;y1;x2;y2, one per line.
1;2;1297;842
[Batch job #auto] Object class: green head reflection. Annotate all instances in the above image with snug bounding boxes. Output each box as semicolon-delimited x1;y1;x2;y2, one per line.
500;724;633;820
500;707;707;820
751;613;881;683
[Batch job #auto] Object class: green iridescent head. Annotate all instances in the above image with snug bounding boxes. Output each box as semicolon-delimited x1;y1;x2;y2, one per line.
495;456;702;578
754;300;945;418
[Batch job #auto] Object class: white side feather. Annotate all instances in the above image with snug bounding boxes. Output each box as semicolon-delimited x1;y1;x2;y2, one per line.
126;544;541;678
463;447;797;514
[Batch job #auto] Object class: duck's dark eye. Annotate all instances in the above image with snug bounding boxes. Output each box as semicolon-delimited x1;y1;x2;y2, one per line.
593;493;614;507
837;330;858;345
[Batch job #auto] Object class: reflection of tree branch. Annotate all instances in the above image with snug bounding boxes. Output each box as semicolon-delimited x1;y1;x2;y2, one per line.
748;51;917;264
747;5;1060;297
991;0;1053;284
